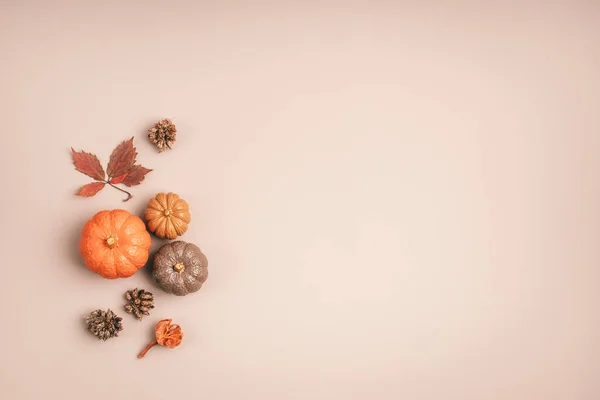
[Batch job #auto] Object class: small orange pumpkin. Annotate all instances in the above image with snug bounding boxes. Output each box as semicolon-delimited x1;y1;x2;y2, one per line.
145;192;191;239
79;209;151;279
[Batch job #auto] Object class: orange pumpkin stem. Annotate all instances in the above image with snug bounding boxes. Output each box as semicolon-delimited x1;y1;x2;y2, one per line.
137;340;158;358
105;236;118;248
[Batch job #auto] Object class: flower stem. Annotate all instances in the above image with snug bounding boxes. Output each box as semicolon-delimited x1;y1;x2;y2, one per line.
104;180;133;202
138;340;157;358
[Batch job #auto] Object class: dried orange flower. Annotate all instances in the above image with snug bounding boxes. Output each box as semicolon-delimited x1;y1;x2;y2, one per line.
138;318;183;358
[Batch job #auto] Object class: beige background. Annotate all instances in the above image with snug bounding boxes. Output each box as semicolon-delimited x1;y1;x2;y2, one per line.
0;1;599;399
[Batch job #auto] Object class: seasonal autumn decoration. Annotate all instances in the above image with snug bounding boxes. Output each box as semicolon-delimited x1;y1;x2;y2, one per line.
148;118;177;152
124;288;155;320
145;192;191;239
85;309;123;341
153;241;208;296
138;319;183;358
79;209;152;279
69;119;213;358
72;137;152;202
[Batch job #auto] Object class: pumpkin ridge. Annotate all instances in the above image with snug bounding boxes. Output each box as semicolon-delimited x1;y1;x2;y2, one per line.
145;211;162;229
165;217;178;240
113;249;131;275
112;210;133;232
154;216;168;238
170;211;190;221
145;209;164;220
122;229;151;248
102;248;118;279
171;240;187;257
160;240;178;261
156;193;168;209
93;210;114;237
114;248;140;277
166;193;179;209
169;216;188;236
147;201;164;212
117;213;143;237
182;274;200;293
88;245;109;271
117;245;137;266
171;199;186;210
116;214;134;236
184;242;200;259
88;217;110;239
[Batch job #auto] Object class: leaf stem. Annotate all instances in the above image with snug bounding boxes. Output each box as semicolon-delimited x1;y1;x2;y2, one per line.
138;340;158;359
104;180;133;202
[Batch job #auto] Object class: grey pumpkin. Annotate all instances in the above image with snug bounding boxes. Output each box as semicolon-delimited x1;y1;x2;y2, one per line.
153;241;208;296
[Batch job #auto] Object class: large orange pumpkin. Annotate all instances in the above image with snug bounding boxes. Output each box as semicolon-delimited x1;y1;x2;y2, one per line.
79;209;151;279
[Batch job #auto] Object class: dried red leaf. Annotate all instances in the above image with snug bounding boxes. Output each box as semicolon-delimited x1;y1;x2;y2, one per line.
109;173;128;185
71;137;151;202
107;137;137;178
76;182;105;197
71;148;105;181
122;165;152;187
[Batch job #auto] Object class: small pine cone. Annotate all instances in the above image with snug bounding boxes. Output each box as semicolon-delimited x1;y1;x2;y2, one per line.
148;118;177;152
124;288;155;320
85;309;123;341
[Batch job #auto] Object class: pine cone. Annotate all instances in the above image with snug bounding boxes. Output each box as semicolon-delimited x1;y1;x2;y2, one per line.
85;309;123;341
124;288;155;320
148;118;177;152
